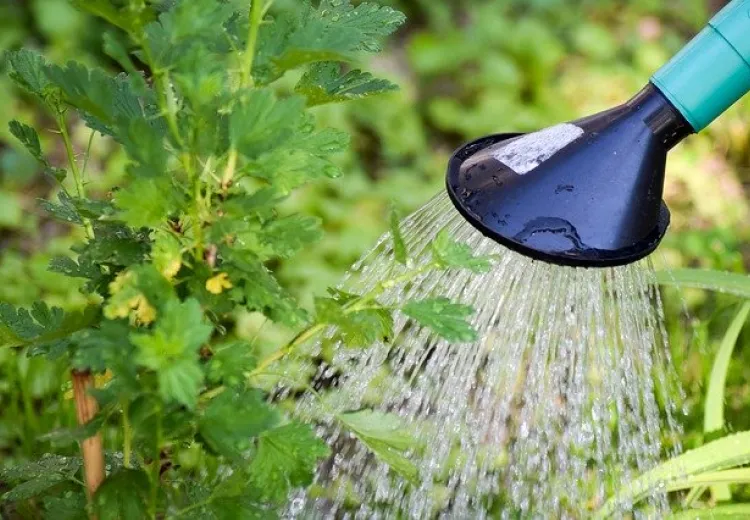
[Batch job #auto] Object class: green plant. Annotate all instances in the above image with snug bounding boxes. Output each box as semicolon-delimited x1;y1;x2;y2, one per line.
596;269;750;517
0;1;493;517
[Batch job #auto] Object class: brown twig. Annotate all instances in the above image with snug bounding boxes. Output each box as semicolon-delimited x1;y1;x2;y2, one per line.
71;370;105;511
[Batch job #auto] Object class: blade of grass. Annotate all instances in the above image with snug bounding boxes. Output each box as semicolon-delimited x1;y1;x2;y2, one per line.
667;469;750;492
704;303;750;501
667;504;750;519
655;269;750;299
595;431;750;518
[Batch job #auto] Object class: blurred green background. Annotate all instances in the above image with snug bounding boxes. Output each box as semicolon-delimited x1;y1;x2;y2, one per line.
1;0;749;497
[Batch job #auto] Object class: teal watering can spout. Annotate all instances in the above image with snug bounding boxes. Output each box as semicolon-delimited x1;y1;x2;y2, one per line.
652;0;750;131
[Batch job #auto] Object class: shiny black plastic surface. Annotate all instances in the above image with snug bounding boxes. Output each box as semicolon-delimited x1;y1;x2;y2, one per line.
446;84;693;267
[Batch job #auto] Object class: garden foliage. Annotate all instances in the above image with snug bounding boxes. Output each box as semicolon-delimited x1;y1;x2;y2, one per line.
0;0;491;516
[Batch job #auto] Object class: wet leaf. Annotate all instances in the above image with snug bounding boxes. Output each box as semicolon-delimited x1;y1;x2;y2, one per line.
402;297;477;342
704;303;750;501
199;388;279;460
93;469;150;520
338;410;419;484
295;62;397;106
597;432;750;518
431;229;492;272
248;422;329;503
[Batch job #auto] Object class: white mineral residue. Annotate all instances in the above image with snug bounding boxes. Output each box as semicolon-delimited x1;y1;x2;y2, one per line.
493;122;584;174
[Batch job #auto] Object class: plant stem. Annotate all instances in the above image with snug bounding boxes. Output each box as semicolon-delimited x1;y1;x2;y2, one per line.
171;497;214;518
122;400;132;469
57;114;94;238
220;148;238;194
71;370;105;513
241;0;264;88
81;130;96;181
183;152;205;259
248;262;437;377
198;262;440;404
149;409;163;519
249;323;326;377
58;114;84;198
20;371;39;455
222;0;264;193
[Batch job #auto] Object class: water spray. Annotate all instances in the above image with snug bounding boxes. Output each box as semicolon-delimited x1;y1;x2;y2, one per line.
288;2;750;518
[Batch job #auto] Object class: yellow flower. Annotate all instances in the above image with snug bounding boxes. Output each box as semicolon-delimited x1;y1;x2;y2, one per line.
206;272;233;294
131;294;156;325
161;258;182;280
64;370;113;400
108;270;133;295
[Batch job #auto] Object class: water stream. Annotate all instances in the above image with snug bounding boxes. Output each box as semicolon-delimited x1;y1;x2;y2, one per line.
282;192;684;518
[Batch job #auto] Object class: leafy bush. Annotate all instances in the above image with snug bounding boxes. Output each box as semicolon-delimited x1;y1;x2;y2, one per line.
0;1;493;517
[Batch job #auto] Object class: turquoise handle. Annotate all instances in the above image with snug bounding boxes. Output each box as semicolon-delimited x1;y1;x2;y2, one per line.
652;0;750;131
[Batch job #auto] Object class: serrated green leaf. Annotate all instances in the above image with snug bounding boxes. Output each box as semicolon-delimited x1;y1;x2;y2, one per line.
230;89;305;158
141;0;234;70
131;298;212;408
296;62;398;106
114;177;179;228
596;431;750;518
83;221;151;269
210;496;271;520
45;61;146;138
93;469;150;520
315;297;393;347
389;205;407;264
337;410;419;484
2;474;67;502
225;250;307;326
199;388;279;460
71;0;144;33
72;320;136;374
259;214;322;259
131;297;212;360
9;120;43;161
5;49;53;99
248;123;349;193
253;1;405;83
431;229;492;272
37;412;108;446
158;359;204;410
0;302;99;350
118;117;168;178
42;492;87;520
248;422;330;503
74;198;117;219
206;340;257;386
1;454;82;501
402;297;477;342
49;255;101;280
39;192;83;225
1;454;82;483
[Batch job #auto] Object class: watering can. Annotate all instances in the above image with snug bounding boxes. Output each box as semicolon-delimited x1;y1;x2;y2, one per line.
447;0;750;267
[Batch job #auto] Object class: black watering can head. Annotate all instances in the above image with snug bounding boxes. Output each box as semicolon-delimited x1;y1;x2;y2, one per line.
446;85;692;268
446;0;750;268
